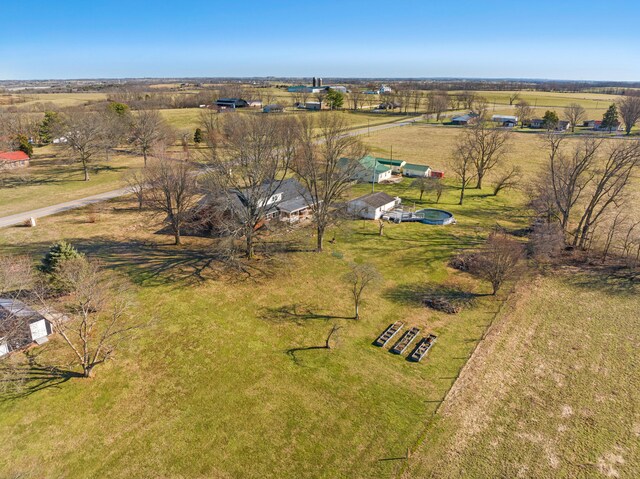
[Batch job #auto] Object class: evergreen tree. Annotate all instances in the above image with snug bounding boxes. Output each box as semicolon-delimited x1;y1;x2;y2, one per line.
40;240;84;274
16;135;33;156
326;89;344;110
602;104;619;132
107;102;130;116
542;110;559;130
194;127;203;144
39;111;59;144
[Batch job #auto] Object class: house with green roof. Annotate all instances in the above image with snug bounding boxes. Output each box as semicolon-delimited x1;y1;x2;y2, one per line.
339;155;393;183
403;163;432;178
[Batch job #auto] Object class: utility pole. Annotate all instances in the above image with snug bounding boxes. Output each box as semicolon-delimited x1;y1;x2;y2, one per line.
371;156;376;193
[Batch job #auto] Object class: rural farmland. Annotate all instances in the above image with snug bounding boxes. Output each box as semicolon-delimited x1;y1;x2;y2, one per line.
1;2;640;478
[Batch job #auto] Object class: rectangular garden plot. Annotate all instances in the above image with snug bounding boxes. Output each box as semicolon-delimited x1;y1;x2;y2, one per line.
374;321;404;347
390;327;420;355
408;334;438;362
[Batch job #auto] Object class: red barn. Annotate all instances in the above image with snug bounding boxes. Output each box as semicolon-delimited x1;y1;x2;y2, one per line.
0;151;30;169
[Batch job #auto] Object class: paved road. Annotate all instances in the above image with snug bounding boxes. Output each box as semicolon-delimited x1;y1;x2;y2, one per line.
0;187;130;228
0;115;423;229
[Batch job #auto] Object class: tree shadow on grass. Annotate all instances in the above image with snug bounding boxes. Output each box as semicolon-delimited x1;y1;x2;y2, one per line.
556;262;639;296
0;352;83;402
383;283;483;309
260;303;353;326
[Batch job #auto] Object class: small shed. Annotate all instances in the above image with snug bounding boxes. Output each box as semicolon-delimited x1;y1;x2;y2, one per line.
0;151;30;169
0;298;54;357
347;192;400;220
403;163;431;178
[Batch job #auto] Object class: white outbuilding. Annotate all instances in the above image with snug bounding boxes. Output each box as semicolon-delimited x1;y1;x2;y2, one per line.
0;298;55;357
347;192;400;220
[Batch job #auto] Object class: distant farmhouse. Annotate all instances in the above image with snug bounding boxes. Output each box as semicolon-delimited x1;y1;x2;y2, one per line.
0;151;30;169
451;112;479;125
527;118;571;131
593;120;624;132
491;115;518;127
215;98;249;109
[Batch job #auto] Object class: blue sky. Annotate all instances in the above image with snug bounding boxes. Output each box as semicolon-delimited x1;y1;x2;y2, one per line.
2;1;639;81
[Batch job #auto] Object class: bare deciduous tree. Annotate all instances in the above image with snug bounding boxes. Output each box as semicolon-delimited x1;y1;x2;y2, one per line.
124;170;148;210
130;110;172;167
455;121;511;189
563;103;586;133
546;135;601;233
617;94;640;135
202;115;299;259
41;258;141;378
515;100;533;127
492;165;522;196
572;141;640;248
144;156;200;245
451;145;477;206
292;113;367;252
427;90;450;121
508;92;520;106
57;112;105;181
474;232;524;295
343;263;381;320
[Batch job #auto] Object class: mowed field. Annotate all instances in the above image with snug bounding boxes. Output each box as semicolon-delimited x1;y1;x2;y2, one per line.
0;90;638;478
0;177;524;478
402;272;640;478
0;146;142;217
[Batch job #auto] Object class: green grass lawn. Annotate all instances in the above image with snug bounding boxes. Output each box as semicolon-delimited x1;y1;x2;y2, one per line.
0;147;143;217
0;174;524;478
0;110;637;478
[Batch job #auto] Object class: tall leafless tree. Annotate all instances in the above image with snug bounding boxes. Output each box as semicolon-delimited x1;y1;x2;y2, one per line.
546;135;601;233
572;141;640;248
292;114;367;252
563;103;586;133
618;94;640;135
58;112;105;181
455;121;511;189
427;90;450;121
202;115;299;259
130;110;171;167
39;258;141;378
144;156;200;245
474;232;524;295
451;146;477;205
515;100;533;127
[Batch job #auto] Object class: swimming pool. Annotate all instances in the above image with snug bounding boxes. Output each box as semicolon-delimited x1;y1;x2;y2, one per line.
414;209;456;225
